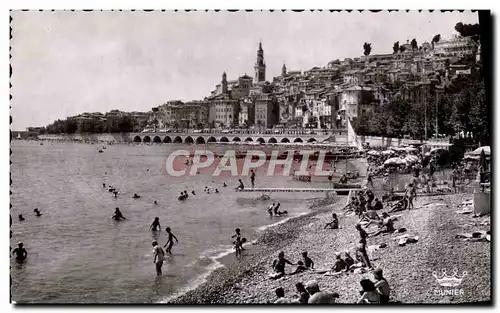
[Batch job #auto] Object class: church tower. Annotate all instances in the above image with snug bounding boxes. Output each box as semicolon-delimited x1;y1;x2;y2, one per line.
254;41;266;84
222;71;228;94
281;62;287;77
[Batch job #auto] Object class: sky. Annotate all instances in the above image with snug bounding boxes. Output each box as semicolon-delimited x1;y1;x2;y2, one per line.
10;10;479;130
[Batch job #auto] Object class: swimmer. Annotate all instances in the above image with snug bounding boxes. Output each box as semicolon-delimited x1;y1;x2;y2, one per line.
18;214;25;221
222;182;227;187
12;242;27;262
34;209;42;217
215;189;219;193
183;191;189;199
113;191;118;198
147;168;150;172
191;190;196;195
164;227;179;254
102;183;106;188
111;208;126;220
178;192;186;201
152;240;165;276
154;201;158;205
133;193;140;199
150;217;161;231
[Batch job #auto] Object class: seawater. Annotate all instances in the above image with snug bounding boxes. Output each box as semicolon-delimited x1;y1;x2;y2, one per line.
10;141;331;303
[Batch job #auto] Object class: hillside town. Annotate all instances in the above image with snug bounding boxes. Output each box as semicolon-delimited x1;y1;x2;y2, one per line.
29;23;483;144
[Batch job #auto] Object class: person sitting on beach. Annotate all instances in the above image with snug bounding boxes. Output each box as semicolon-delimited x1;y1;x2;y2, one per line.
111;208;126;221
236;179;244;190
289;261;308;275
164;227;179;254
12;242;28;263
373;198;383;211
344;251;355;268
271;251;295;279
292;282;310;304
273;202;280;215
324;213;339;229
18;214;25;221
368;213;395;237
338;174;348;184
133;193;140;199
365;189;375;203
302;251;314;269
357;279;381;304
331;253;348;273
34;209;42;217
267;204;274;216
306;280;340;304
274;287;292;304
343;197;357;211
150;217;161;231
373;268;390;304
388;197;409;213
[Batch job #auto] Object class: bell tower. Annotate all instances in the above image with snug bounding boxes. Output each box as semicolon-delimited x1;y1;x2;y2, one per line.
222;71;228;94
254;41;266;84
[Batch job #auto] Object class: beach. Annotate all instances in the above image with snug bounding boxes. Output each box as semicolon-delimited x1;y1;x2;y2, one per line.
171;192;491;304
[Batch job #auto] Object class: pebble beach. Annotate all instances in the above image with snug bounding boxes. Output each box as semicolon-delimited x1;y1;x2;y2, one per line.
170;192;490;304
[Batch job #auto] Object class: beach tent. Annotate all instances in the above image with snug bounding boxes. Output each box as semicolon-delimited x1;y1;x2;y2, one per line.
384;157;406;165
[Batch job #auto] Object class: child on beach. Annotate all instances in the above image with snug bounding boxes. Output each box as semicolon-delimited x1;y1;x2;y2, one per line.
164;227;179;254
231;228;245;257
289;261;308;275
324;213;339;229
302;251;314;269
111;208;126;221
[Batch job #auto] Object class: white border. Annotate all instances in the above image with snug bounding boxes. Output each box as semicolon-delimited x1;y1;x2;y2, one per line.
2;1;498;313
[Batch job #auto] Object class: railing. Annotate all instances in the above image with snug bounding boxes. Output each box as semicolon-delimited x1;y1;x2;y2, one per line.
141;128;347;136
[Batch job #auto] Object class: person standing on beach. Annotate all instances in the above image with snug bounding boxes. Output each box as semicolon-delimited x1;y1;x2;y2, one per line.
164;227;179;254
250;170;256;188
152;240;165;276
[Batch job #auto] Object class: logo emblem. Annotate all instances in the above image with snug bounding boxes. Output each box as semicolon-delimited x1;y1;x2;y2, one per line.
432;268;467;287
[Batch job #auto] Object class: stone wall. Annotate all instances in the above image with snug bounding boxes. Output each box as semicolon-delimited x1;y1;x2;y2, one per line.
38;133;131;143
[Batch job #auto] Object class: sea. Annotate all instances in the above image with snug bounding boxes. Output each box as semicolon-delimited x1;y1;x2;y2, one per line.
10;141;348;303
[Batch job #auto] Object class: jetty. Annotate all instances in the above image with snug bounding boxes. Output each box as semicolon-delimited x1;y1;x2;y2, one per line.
235;187;363;197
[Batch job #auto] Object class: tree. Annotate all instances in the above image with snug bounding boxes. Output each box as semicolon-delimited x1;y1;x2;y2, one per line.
411;38;418;51
455;22;480;41
431;34;441;49
363;42;372;56
399;45;406;53
392;41;399;54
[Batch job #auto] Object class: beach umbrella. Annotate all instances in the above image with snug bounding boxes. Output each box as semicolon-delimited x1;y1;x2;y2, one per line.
367;150;379;156
382;150;395;155
470;146;490;156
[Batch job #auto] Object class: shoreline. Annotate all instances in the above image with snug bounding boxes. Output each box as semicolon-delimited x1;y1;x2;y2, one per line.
169;192;490;304
168;196;342;304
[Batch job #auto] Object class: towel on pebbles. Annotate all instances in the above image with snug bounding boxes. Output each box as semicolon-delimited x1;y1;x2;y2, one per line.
393;234;419;246
455;208;474;215
367;243;388;252
456;230;490;242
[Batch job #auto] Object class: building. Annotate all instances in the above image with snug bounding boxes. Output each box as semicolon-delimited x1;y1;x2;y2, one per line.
433;36;478;59
159;100;209;129
339;85;377;119
238;97;254;127
254;94;277;129
254;42;266;84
